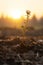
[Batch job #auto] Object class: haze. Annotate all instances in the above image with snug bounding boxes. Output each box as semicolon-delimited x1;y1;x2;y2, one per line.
0;0;43;18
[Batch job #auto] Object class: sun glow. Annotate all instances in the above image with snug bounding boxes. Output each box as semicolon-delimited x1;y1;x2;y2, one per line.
8;10;22;19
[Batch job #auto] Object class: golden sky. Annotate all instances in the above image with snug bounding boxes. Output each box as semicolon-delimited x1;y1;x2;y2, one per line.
0;0;43;18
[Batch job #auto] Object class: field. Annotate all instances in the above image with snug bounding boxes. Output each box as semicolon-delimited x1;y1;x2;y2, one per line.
0;36;43;65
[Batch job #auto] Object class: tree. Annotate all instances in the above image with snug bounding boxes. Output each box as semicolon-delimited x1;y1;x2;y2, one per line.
30;15;37;27
39;17;43;26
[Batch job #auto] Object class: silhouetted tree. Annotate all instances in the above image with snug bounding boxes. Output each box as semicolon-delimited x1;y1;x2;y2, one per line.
39;16;43;26
30;15;38;27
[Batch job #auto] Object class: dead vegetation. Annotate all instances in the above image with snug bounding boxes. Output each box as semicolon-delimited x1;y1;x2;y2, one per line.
0;36;43;65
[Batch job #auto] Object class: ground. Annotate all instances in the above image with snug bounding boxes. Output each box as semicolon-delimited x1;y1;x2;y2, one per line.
0;36;43;65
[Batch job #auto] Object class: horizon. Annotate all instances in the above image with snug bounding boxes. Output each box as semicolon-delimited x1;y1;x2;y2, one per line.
0;0;43;19
0;0;43;29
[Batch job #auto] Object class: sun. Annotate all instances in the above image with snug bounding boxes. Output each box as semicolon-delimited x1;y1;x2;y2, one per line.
8;10;22;19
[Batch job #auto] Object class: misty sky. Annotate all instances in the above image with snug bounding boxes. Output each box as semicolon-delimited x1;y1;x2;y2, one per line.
0;0;43;18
